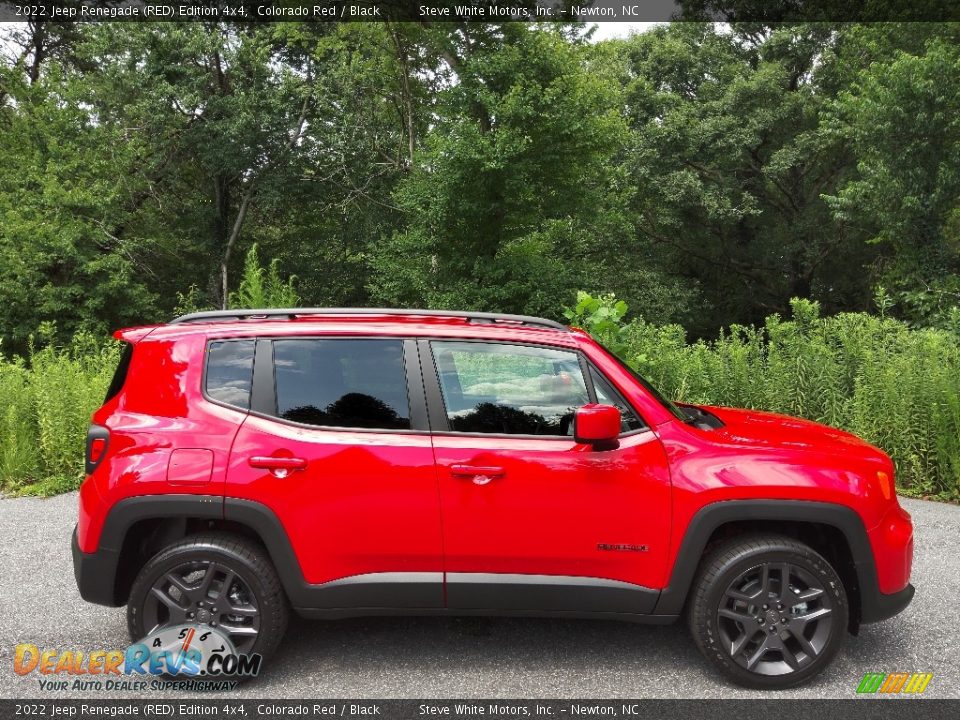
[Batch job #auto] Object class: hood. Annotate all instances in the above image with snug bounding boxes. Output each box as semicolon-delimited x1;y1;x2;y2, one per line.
697;405;888;462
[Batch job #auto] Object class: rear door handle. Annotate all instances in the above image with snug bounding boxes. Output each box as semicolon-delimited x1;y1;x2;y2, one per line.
249;456;307;478
450;464;505;485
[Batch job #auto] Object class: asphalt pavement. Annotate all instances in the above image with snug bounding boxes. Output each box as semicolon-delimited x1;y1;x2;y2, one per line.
0;492;956;699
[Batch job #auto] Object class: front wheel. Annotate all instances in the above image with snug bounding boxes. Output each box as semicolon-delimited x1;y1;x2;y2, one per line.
127;533;288;666
688;534;848;689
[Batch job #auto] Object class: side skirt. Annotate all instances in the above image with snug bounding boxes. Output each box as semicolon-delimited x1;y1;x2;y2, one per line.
289;572;662;620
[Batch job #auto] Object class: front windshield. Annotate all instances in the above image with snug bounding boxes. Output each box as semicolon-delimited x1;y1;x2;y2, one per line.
596;342;688;422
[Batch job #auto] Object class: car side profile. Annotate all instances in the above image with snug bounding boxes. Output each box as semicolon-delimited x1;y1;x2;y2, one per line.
72;308;915;688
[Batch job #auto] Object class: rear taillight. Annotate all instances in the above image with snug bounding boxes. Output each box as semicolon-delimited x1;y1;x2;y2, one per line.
89;438;106;463
85;425;110;474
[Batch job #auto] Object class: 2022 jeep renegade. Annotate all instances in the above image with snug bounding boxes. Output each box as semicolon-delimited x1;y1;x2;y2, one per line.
72;308;915;688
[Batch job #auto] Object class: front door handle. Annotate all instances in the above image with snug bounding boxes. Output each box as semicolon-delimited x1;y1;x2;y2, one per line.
249;456;307;478
450;464;505;485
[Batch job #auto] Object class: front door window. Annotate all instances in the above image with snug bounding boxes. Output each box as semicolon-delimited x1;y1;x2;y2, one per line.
431;341;589;436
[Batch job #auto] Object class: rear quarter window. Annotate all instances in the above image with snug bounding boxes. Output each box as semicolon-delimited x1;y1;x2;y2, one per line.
205;340;256;409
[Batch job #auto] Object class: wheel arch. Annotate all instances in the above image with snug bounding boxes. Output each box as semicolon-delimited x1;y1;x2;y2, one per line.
88;495;307;607
653;500;876;632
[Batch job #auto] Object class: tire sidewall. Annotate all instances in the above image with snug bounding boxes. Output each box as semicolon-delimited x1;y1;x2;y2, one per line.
695;543;848;690
127;538;284;659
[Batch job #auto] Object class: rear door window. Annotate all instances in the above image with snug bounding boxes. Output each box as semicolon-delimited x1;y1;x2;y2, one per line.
272;339;411;430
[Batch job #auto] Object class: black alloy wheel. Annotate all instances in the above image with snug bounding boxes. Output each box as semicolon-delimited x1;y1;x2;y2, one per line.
142;559;262;653
717;561;834;676
688;535;848;689
127;533;288;663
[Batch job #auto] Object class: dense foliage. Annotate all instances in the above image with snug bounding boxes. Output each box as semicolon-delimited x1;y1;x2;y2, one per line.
1;22;958;497
0;327;120;496
2;22;959;348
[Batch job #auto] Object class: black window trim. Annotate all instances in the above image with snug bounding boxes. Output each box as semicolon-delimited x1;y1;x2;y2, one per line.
201;338;257;414
204;334;652;441
245;335;429;435
419;337;649;441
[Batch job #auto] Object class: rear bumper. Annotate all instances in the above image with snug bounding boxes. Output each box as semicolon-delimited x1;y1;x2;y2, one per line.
860;582;915;625
71;524;122;607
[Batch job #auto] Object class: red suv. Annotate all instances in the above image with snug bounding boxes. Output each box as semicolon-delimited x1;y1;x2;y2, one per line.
73;308;914;688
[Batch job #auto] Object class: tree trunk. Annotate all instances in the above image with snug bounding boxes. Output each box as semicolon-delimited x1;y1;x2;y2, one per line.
213;174;231;307
217;73;311;308
220;188;253;310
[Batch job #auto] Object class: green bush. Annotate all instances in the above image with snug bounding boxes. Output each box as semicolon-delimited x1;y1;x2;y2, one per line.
2;294;958;501
567;292;960;501
228;244;299;310
0;325;119;496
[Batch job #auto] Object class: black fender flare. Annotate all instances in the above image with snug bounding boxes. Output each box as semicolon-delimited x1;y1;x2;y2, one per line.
73;494;222;606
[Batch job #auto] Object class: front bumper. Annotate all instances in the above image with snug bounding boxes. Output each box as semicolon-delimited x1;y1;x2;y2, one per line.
858;503;914;624
860;582;915;625
71;524;122;607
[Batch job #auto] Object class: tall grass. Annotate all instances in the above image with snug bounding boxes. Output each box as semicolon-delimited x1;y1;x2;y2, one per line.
0;324;119;496
568;293;960;501
2;297;958;501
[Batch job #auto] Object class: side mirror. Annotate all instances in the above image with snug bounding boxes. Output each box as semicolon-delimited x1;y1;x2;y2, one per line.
574;404;621;448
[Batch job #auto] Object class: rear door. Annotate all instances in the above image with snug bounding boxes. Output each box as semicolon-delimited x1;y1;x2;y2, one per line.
422;339;672;615
225;336;443;610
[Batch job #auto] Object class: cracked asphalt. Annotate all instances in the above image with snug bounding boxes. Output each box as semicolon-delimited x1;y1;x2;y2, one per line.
0;492;956;699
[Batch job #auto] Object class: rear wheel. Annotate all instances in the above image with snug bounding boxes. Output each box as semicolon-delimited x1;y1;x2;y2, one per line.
127;533;288;664
688;534;847;689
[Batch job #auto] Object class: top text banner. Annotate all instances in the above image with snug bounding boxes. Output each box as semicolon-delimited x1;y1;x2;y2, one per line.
1;0;958;23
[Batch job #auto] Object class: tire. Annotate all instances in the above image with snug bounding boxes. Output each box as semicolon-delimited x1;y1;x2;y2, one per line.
687;534;848;689
127;533;289;669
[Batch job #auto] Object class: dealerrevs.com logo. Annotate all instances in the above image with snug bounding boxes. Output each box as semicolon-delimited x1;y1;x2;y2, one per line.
856;672;933;695
14;624;260;692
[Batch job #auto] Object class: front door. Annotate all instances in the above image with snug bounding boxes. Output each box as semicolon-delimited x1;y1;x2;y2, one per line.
423;339;672;614
226;337;443;610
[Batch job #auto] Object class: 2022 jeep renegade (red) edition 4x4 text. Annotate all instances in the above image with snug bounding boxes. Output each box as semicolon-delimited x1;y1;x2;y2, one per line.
72;308;914;688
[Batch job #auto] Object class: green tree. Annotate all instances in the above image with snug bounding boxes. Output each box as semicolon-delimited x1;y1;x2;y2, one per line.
826;35;960;325
228;244;299;309
1;21;958;346
0;29;157;353
618;23;875;336
369;24;685;320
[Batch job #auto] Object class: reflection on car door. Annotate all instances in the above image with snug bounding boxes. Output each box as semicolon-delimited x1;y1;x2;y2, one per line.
422;339;672;615
226;337;444;610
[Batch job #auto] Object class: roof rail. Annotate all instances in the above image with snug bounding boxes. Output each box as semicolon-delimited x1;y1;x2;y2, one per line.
169;307;569;332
